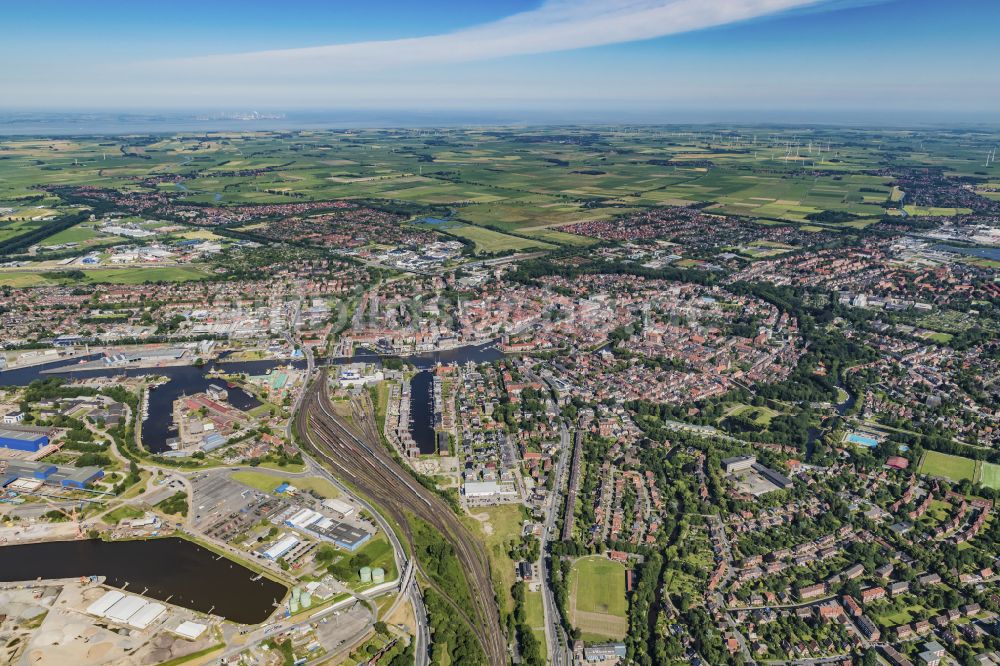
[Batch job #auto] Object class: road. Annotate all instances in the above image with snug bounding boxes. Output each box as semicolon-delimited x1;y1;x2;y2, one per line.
539;424;573;666
560;428;584;542
216;595;373;663
759;656;856;665
283;305;313;442
296;371;507;666
409;575;430;666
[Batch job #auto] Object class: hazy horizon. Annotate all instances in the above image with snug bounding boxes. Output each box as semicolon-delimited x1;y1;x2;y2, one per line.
1;108;999;138
4;0;999;117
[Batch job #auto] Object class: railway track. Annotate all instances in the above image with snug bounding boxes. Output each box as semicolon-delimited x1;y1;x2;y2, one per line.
296;370;507;666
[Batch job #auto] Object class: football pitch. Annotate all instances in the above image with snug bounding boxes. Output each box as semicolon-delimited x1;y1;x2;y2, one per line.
568;555;628;641
980;462;1000;490
918;451;977;482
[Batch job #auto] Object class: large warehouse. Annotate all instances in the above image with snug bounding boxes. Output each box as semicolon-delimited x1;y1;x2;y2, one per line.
0;460;103;489
86;590;166;629
0;427;49;453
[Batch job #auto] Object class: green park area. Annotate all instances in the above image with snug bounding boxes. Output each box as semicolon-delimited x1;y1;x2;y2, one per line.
524;589;547;650
464;504;527;616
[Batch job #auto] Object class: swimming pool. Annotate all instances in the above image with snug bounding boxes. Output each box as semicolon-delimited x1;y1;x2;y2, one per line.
847;433;879;448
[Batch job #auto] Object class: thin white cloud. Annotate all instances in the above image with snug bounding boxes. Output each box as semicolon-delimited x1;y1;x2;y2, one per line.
170;0;829;73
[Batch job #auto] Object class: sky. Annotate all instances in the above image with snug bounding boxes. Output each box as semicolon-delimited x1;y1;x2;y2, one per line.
2;0;999;121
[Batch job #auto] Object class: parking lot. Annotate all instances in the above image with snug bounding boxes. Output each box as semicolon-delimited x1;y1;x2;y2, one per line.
189;473;283;538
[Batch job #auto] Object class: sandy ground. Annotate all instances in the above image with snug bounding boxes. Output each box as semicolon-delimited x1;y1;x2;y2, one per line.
469;511;494;535
1;580;219;666
0;521;81;544
382;594;416;634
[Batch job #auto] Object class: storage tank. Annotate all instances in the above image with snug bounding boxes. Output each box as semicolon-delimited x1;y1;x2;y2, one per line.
291;586;301;602
372;567;385;584
289;599;299;614
300;591;312;609
360;566;372;583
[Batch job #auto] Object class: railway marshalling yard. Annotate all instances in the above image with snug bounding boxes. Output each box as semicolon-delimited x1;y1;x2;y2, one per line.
298;371;507;666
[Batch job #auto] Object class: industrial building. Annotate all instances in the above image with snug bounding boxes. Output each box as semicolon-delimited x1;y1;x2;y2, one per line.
86;589;166;629
86;590;125;617
127;602;168;630
172;621;208;640
583;642;627;662
462;480;518;498
0;426;50;453
53;334;90;346
48;465;107;488
103;347;186;366
282;506;373;551
337;363;384;388
200;432;227;452
321;498;355;516
263;534;300;560
0;459;103;489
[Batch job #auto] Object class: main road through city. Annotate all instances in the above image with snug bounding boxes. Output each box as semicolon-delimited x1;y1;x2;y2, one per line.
295;369;507;666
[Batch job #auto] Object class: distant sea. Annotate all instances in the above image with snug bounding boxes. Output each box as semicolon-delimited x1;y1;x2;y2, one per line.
1;109;997;136
0;110;542;136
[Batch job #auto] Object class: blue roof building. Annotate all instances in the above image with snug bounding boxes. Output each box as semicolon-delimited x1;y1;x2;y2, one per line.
0;429;49;453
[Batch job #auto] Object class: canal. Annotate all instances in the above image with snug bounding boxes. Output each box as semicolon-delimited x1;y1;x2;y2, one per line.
409;371;436;454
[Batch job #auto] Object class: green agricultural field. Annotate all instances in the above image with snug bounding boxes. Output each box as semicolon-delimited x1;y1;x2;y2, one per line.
0;218;47;244
443;223;555;253
79;266;211;284
980;462;1000;490
0;271;50;287
516;224;599;246
568;555;628;641
41;223;102;245
1;126;997;288
902;205;974;216
918;451;977;482
0;265;210;287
